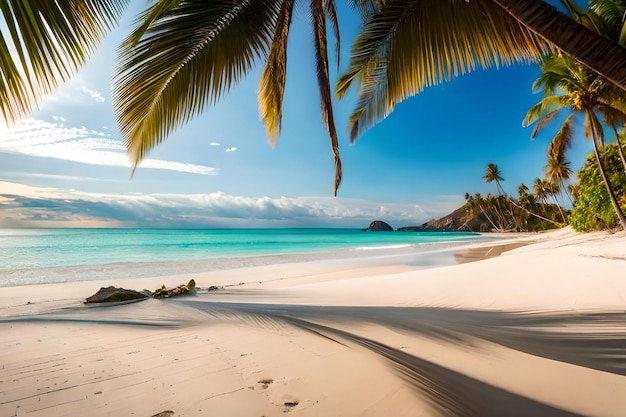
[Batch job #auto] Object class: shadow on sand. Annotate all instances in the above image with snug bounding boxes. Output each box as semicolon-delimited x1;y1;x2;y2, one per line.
4;298;626;417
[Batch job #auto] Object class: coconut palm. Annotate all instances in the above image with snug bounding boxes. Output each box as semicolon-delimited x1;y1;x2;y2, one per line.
113;0;355;195
336;0;626;142
0;0;128;125
524;53;626;229
564;0;626;174
544;151;575;206
483;163;506;196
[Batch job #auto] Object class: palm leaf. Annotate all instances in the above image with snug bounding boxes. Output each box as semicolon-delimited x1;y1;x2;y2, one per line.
114;0;282;168
586;109;605;149
324;0;341;66
494;0;626;93
310;0;342;195
0;0;128;125
347;0;380;19
523;96;570;128
547;112;574;160
339;0;550;141
597;102;626;128
258;0;295;143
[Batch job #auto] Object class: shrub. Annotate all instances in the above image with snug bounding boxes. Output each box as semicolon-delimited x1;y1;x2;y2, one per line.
570;144;626;231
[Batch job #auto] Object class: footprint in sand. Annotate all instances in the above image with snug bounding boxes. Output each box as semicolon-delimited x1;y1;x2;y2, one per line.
257;378;274;389
151;411;174;417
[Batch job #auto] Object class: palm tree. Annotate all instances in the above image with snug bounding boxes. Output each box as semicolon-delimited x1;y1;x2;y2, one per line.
1;0;128;126
337;0;626;142
524;53;626;229
511;181;564;228
544;151;575;206
483;163;506;196
113;0;351;195
466;192;500;231
482;163;521;230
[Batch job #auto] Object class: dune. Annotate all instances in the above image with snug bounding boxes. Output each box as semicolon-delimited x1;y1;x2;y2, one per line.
0;227;625;417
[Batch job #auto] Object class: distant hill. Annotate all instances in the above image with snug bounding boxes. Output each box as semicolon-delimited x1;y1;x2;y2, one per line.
398;201;565;233
397;203;494;232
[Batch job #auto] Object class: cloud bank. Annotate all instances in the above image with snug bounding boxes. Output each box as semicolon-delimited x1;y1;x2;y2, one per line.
0;181;461;228
0;118;218;176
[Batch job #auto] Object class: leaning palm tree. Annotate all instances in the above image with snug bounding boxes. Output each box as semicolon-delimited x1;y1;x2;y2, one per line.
113;0;356;195
337;0;626;142
0;0;128;126
523;53;626;229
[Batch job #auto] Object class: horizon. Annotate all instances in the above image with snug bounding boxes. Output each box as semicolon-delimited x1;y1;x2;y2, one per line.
0;1;595;229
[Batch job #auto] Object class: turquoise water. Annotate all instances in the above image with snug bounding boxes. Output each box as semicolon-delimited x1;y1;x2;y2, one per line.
0;228;483;270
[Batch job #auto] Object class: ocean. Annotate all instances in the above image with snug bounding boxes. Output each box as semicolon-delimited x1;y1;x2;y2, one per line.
0;228;487;287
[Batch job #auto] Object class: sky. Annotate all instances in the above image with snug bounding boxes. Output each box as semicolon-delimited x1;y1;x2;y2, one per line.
0;1;598;229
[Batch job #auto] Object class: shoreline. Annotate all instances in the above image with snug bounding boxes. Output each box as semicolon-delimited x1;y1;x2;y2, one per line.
1;227;625;416
0;236;495;288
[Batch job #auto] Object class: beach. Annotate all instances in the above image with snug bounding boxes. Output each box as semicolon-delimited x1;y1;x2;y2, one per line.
1;227;625;417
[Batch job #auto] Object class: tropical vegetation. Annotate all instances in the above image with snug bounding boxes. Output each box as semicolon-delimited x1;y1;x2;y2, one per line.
522;0;626;230
464;163;566;232
570;143;626;231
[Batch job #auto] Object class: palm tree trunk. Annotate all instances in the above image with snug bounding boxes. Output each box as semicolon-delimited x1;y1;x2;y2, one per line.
509;199;565;227
475;201;501;231
493;0;626;93
551;193;567;223
592;141;626;230
611;126;626;174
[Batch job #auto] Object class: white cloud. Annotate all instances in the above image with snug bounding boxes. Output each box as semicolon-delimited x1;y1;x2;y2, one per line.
226;147;238;152
52;116;66;122
209;142;221;146
79;86;105;103
0;181;461;228
42;77;107;105
0;118;218;176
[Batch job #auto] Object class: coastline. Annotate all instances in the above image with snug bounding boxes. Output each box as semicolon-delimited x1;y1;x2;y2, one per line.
1;227;625;416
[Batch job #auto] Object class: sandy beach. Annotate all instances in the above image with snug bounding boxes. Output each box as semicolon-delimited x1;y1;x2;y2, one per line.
1;227;625;417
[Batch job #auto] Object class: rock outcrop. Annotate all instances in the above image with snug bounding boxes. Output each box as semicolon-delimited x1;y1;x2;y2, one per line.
149;279;196;298
84;286;148;304
364;220;394;231
397;204;491;232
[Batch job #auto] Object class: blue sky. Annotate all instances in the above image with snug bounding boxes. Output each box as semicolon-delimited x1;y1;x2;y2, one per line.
0;1;596;228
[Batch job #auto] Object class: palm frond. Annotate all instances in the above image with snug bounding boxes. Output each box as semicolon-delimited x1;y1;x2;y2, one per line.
0;0;128;125
339;0;550;141
547;112;574;160
587;109;605;148
530;109;559;139
324;0;341;66
310;0;342;195
347;0;380;19
588;0;625;39
258;0;295;143
0;32;30;122
123;0;182;48
114;0;281;168
523;96;570;128
597;102;626;128
532;54;578;94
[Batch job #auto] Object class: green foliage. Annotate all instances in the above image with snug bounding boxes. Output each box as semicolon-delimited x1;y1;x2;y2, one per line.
570;144;626;231
464;192;565;232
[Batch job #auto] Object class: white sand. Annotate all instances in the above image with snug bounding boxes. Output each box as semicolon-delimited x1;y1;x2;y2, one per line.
1;227;625;417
